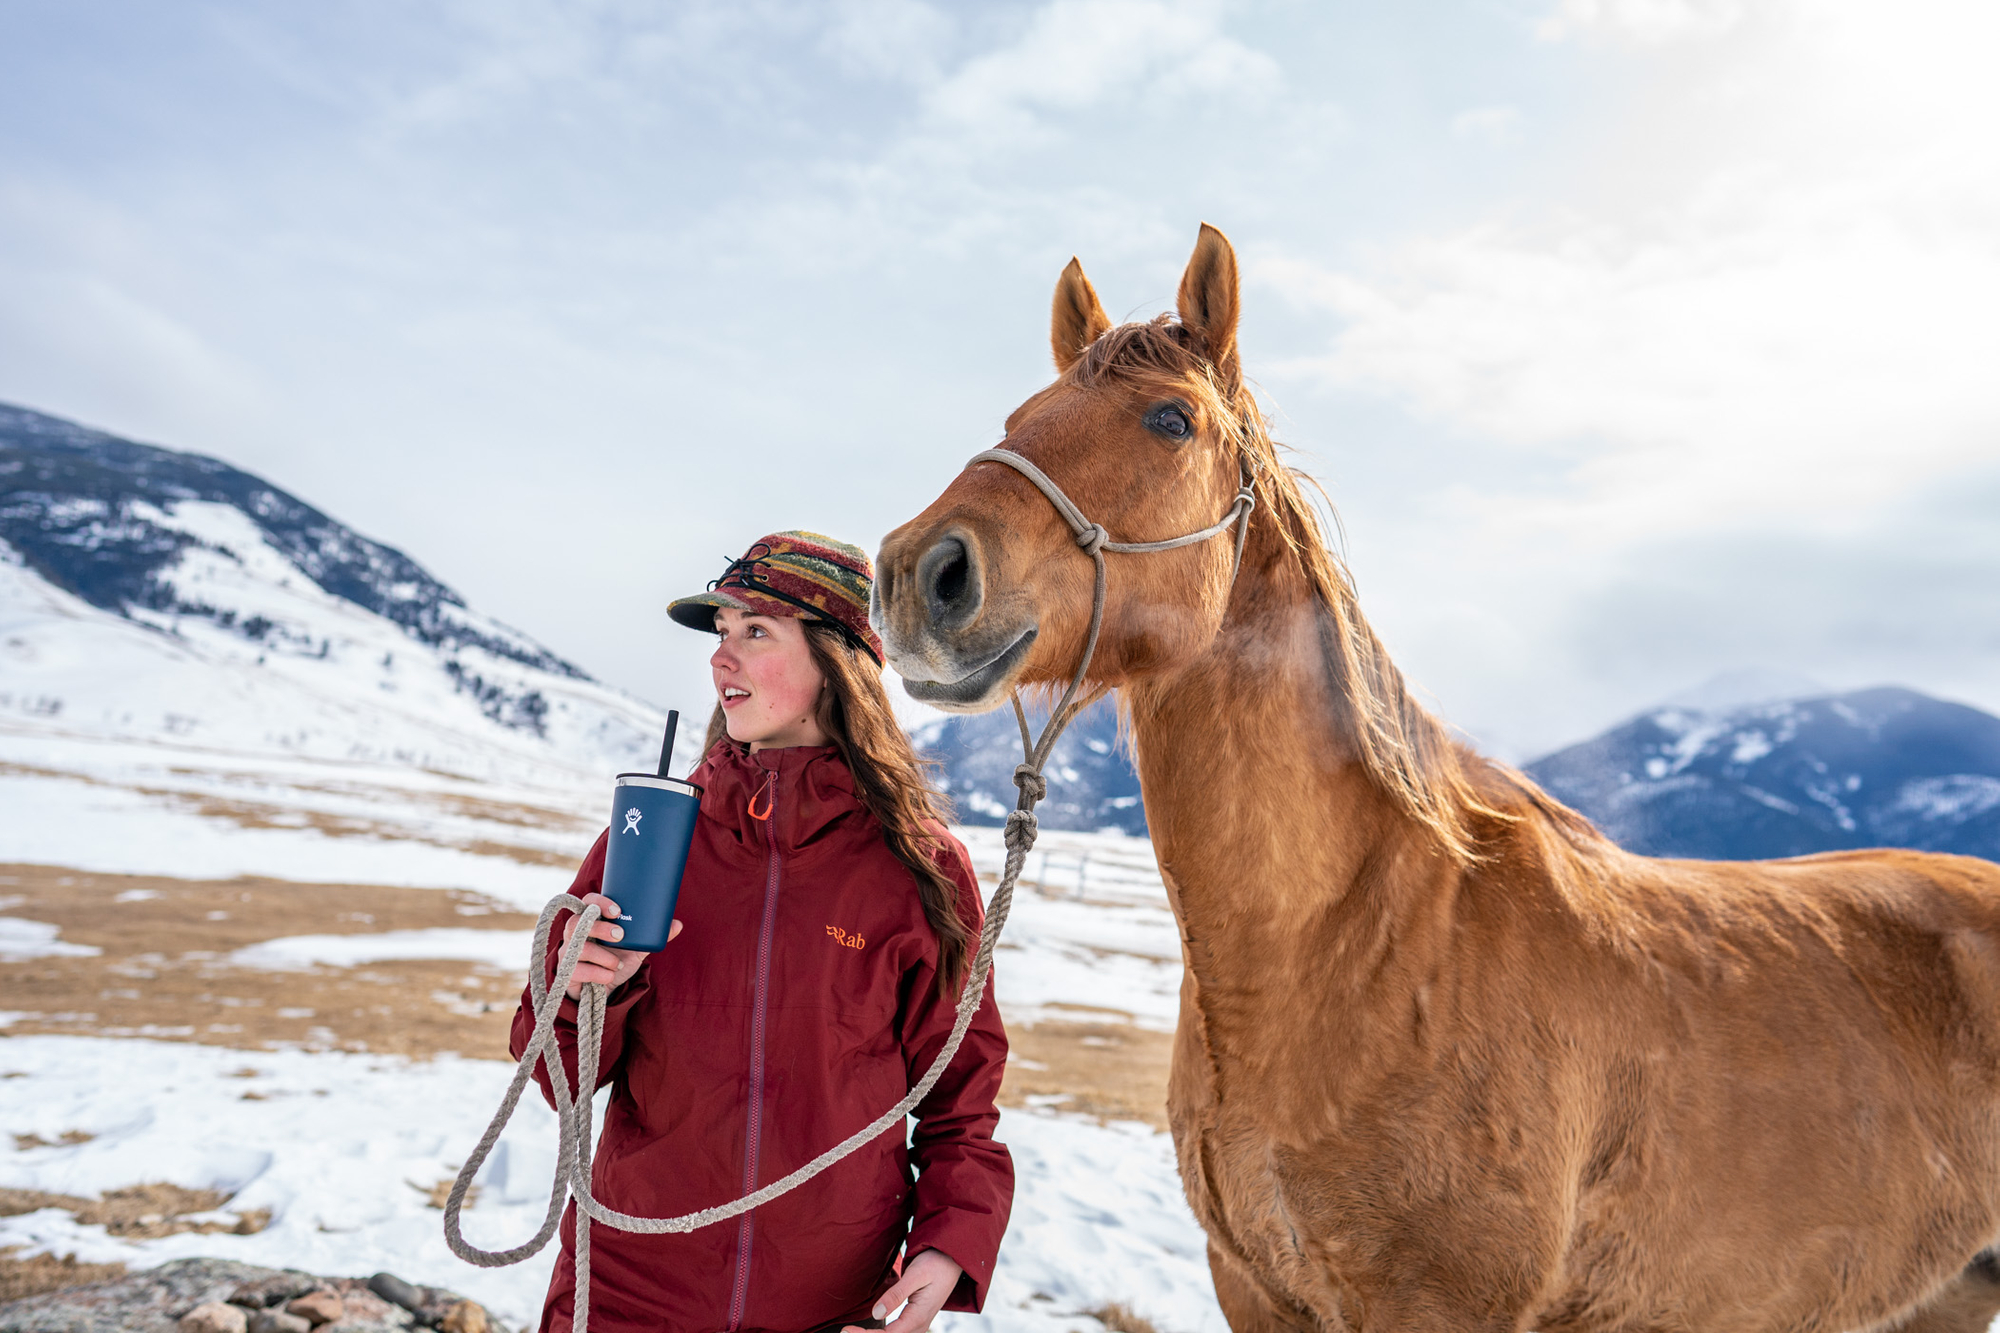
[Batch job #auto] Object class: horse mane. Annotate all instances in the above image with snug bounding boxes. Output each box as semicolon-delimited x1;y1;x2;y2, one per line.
1072;315;1598;864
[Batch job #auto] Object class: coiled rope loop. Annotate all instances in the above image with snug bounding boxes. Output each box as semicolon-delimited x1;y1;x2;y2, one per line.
443;442;1253;1333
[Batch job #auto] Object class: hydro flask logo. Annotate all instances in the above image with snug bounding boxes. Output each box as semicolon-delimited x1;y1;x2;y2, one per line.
622;808;643;835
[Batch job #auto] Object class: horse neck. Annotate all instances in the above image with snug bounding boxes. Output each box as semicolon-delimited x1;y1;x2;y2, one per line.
1122;537;1460;1004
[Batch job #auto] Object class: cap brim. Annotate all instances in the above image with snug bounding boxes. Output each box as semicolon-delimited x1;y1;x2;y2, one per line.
667;587;799;634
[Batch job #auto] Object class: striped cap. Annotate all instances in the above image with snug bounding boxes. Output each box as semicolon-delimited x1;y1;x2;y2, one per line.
668;530;884;664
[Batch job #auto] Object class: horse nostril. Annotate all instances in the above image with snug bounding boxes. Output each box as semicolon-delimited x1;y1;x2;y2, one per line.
920;535;981;628
935;545;968;605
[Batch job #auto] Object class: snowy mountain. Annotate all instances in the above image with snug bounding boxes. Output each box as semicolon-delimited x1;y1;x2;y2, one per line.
920;677;2000;859
917;698;1147;835
1527;686;2000;861
0;402;667;793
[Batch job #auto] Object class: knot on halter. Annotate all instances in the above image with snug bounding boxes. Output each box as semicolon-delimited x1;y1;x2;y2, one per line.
1075;524;1109;556
1004;807;1039;853
1013;764;1048;804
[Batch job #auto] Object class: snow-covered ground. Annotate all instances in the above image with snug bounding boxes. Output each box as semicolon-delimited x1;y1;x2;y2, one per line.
0;747;1215;1332
0;731;591;901
0;1036;1219;1333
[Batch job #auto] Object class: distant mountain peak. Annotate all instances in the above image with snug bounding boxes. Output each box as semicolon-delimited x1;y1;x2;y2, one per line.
917;697;1145;835
1657;667;1830;714
1528;685;2000;862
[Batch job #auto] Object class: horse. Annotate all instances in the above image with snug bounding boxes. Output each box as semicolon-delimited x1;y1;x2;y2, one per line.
872;223;2000;1333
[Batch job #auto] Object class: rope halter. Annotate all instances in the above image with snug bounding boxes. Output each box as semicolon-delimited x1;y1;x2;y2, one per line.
963;444;1256;777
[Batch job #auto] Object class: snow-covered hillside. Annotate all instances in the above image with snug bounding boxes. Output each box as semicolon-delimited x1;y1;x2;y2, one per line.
0;402;675;788
0;403;696;875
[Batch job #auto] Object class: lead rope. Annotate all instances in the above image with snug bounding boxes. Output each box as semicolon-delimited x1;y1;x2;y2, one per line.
443;446;1254;1333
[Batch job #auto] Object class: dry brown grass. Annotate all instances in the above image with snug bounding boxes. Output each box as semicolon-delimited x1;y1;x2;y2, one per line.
0;1250;126;1302
0;1183;266;1239
999;1019;1173;1130
0;863;536;1059
1087;1302;1164;1333
413;1179;478;1210
0;862;1177;1128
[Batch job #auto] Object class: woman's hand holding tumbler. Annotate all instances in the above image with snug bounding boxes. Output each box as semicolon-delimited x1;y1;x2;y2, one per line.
562;892;680;998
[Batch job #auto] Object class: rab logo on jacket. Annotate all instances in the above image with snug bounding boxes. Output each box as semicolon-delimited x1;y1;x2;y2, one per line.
825;925;866;950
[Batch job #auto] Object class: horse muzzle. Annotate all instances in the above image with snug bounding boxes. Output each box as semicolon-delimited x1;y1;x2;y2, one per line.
874;528;1038;712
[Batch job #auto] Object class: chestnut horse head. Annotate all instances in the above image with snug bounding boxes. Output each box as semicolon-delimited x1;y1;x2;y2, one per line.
875;223;1277;711
877;223;1488;859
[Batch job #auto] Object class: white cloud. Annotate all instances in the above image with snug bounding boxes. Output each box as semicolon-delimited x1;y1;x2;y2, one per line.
1450;105;1523;144
1284;1;2000;536
820;0;953;84
1539;0;1746;45
1251;0;2000;751
925;0;1284;146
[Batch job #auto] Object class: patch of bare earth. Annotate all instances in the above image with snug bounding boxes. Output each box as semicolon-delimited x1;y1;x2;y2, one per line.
0;1250;126;1302
0;1184;272;1301
0;863;536;1059
0;1184;267;1239
999;1018;1172;1130
1087;1302;1165;1333
0;863;1177;1123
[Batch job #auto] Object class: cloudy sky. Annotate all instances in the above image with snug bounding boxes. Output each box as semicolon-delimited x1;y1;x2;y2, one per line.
4;0;1995;760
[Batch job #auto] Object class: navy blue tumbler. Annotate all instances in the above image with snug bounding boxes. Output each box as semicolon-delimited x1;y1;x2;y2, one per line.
599;713;702;953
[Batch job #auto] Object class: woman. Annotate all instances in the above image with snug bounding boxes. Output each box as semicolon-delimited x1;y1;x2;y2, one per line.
510;531;1013;1333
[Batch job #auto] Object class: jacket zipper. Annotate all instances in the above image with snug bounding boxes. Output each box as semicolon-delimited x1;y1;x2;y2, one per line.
728;768;782;1333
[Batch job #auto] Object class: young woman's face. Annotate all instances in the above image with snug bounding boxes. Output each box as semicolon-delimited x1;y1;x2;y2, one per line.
711;608;829;751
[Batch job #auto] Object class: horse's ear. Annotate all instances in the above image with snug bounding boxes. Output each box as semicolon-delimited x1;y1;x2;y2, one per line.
1176;222;1240;385
1051;257;1112;373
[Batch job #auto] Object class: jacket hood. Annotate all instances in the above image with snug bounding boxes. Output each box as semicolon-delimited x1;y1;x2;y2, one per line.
692;740;870;857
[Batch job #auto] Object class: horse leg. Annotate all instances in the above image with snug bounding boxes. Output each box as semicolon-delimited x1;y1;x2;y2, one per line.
1207;1243;1314;1333
1893;1253;2000;1333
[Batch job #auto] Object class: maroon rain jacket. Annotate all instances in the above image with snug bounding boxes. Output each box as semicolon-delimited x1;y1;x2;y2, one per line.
509;742;1013;1333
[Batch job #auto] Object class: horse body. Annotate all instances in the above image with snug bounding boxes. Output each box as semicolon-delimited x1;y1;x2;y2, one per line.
874;225;2000;1332
1136;578;2000;1332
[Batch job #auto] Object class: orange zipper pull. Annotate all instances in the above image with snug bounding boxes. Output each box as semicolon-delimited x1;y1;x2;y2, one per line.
747;772;774;821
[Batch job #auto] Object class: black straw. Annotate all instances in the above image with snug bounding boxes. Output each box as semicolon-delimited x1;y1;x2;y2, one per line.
657;710;679;779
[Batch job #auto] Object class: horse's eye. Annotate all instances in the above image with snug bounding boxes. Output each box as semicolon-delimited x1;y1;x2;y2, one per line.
1146;404;1192;440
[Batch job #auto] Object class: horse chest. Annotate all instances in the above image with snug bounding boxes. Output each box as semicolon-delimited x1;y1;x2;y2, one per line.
1169;1010;1589;1328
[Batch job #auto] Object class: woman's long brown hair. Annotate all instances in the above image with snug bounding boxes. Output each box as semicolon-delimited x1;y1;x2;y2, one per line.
702;622;971;997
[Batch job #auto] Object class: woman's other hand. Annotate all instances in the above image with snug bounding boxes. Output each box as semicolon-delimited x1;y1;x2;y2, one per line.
846;1249;962;1333
561;893;680;998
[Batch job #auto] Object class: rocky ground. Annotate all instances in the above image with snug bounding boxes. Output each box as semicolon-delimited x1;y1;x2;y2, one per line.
0;1259;494;1333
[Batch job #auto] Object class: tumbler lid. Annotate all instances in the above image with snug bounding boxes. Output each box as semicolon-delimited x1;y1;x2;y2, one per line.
615;774;703;797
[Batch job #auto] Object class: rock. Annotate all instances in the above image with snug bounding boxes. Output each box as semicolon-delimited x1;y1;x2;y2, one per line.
248;1311;311;1333
227;1275;319;1311
285;1293;343;1326
437;1303;486;1333
360;1278;419;1316
362;1276;453;1327
316;1291;396;1328
0;1261;465;1333
177;1304;247;1333
0;1258;274;1333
